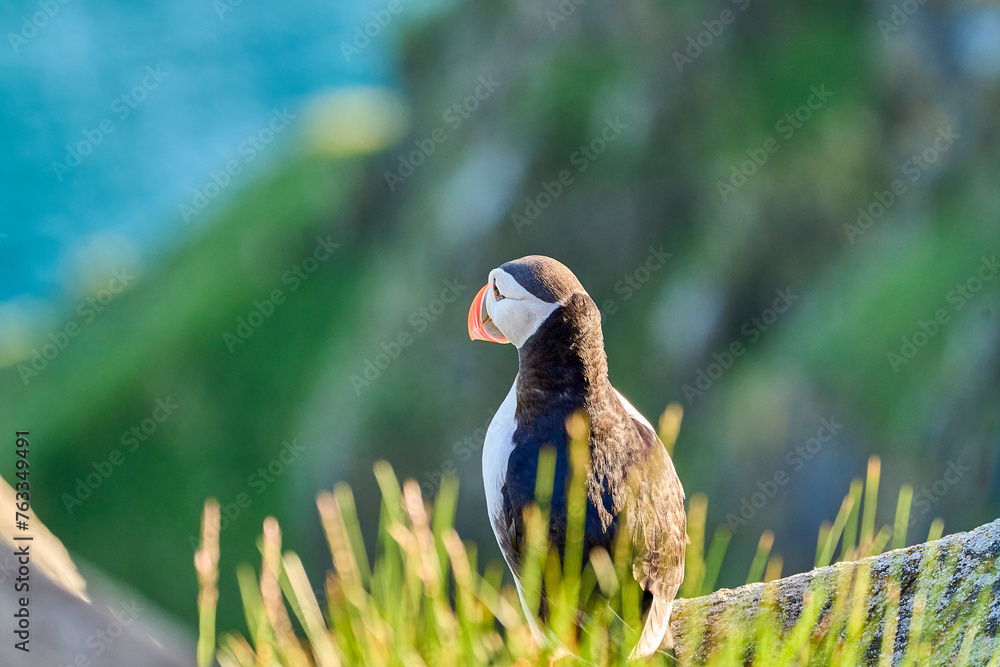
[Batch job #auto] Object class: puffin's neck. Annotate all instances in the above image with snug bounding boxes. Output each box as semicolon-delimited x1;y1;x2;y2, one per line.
515;293;608;421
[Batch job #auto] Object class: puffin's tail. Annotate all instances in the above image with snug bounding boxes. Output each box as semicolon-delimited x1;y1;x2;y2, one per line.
629;595;674;659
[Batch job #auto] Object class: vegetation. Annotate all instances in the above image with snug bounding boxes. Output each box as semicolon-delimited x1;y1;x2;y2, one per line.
195;411;998;665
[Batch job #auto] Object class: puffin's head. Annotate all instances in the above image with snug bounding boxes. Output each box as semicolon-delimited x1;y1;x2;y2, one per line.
468;255;586;348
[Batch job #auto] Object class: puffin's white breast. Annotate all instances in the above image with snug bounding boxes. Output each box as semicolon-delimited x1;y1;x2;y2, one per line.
482;380;517;532
481;379;545;643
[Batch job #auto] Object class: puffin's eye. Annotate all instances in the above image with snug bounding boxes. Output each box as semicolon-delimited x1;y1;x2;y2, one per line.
493;279;505;301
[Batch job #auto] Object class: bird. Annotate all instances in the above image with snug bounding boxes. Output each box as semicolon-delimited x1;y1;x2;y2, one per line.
467;255;686;659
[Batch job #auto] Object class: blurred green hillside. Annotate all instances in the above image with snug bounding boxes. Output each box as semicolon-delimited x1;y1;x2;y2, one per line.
2;0;998;635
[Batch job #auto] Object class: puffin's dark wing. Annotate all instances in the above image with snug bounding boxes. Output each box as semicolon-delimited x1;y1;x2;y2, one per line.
617;412;686;601
590;397;686;656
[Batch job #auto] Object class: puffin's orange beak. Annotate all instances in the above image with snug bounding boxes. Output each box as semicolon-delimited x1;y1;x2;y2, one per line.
468;284;509;344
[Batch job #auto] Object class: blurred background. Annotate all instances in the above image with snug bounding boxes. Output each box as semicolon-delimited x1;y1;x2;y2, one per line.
1;0;998;643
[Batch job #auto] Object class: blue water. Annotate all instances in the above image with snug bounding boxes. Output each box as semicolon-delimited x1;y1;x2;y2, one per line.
0;0;394;302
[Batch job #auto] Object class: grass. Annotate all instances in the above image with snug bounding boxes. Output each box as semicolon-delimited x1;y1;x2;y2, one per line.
194;408;999;665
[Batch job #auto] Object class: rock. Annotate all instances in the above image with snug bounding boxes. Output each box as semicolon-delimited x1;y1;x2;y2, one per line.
670;520;1000;665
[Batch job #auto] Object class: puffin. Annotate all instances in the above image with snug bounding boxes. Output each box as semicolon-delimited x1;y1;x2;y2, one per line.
467;255;686;658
